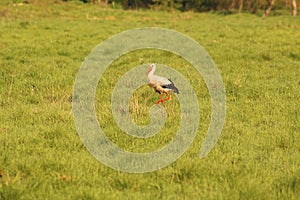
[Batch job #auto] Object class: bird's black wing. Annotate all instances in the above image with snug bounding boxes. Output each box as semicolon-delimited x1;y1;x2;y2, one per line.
162;79;179;94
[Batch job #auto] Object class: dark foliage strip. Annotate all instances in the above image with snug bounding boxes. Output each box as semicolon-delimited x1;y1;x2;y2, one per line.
79;0;298;15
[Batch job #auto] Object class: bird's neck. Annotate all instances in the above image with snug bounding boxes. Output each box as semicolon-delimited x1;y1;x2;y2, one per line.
147;69;155;78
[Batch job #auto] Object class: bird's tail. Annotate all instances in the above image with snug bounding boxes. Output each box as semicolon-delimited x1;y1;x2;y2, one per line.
167;79;179;94
171;85;179;94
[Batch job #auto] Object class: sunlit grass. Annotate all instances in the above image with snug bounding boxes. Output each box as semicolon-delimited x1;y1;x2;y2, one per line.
0;1;299;199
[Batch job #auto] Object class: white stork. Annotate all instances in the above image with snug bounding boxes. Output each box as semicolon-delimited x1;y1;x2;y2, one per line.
146;64;179;105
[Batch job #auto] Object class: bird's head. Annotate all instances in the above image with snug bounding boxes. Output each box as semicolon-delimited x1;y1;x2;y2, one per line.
146;63;156;75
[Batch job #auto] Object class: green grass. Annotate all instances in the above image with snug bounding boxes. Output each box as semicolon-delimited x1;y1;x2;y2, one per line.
1;1;300;199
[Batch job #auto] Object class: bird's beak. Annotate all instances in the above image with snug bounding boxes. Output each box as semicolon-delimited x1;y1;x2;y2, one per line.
146;68;151;75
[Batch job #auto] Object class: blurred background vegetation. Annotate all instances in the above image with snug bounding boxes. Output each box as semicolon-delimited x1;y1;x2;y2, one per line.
1;0;298;16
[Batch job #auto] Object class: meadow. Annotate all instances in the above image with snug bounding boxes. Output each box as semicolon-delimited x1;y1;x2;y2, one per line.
0;1;300;199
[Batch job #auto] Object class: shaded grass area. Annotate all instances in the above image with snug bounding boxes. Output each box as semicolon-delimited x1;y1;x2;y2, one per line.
0;2;300;199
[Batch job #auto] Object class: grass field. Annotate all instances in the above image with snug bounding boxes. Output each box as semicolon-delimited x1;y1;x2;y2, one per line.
1;1;300;199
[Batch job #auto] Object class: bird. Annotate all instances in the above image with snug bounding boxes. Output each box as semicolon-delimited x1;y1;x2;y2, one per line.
146;64;179;105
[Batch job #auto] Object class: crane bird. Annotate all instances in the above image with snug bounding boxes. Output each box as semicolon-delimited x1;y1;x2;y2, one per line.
146;64;179;105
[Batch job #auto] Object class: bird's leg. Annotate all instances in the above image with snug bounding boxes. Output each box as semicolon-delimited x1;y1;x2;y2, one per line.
155;93;164;105
162;92;171;102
